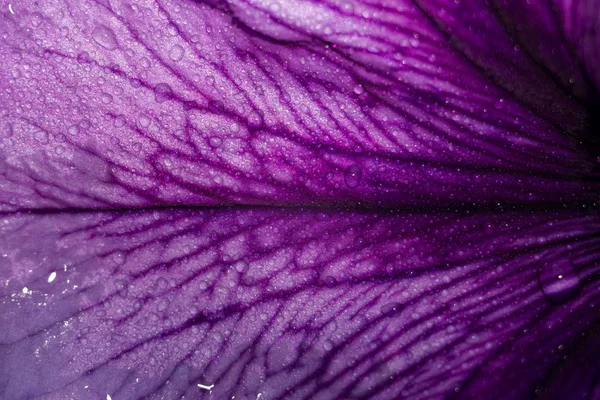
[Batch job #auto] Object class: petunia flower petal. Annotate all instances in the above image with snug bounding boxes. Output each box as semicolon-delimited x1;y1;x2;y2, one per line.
1;209;599;399
0;0;597;210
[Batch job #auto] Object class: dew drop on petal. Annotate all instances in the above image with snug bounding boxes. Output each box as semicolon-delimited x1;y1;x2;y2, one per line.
30;12;43;27
114;279;128;297
138;114;151;128
34;130;48;144
112;251;126;265
154;83;174;103
169;44;184;61
324;276;337;288
77;51;92;64
381;302;403;317
91;25;119;51
156;277;169;290
2;123;14;138
114;115;126;128
324;339;334;351
234;261;248;273
247;110;264;129
140;57;151;68
538;259;580;303
344;164;362;188
209;137;223;148
101;92;113;104
67;125;79;136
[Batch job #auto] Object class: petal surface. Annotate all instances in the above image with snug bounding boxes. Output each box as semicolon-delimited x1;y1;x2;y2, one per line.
0;0;597;210
1;209;599;399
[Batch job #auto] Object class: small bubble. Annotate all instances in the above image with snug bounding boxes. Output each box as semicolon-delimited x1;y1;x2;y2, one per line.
353;85;364;95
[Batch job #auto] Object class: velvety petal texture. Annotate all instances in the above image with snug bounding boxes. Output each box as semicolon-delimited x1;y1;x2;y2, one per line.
0;0;598;210
1;209;600;399
1;0;600;400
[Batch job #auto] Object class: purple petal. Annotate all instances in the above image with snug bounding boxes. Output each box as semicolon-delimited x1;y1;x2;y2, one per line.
1;210;599;399
1;1;600;399
0;0;597;209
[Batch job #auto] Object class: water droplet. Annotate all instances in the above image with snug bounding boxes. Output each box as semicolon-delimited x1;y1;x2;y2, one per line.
324;339;334;351
157;298;169;312
91;25;119;51
381;302;403;317
538;259;580;303
154;83;173;103
344;164;362;188
77;51;92;64
324;276;337;288
156;277;169;290
212;331;224;343
247;110;264;129
169;44;184;61
112;251;126;265
138;114;151;128
2;123;14;138
47;271;57;283
30;12;43;27
114;115;126;128
34;130;48;144
114;279;128;297
209;100;224;114
209;137;223;148
353;85;364;95
234;261;248;273
101;92;113;104
140;57;151;68
67;125;79;136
